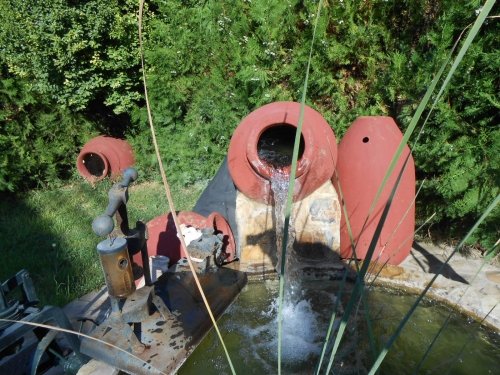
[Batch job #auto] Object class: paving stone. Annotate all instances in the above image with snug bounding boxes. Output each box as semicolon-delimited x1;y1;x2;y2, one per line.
372;241;500;331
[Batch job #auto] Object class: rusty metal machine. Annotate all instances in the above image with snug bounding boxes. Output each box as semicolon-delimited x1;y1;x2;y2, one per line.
77;168;246;374
0;270;88;374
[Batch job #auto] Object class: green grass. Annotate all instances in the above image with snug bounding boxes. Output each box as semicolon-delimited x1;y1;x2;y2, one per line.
0;177;204;306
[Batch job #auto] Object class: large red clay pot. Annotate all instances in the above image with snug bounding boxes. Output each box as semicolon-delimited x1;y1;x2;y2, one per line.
133;211;237;268
227;102;337;204
334;116;415;265
76;136;135;182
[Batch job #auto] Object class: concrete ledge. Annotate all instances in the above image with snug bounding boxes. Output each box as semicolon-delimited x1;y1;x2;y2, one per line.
369;241;500;332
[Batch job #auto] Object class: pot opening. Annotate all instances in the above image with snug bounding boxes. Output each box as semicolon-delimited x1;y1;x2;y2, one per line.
82;153;107;177
257;124;305;169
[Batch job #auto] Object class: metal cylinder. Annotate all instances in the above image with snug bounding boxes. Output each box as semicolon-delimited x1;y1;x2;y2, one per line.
97;237;135;298
149;255;170;283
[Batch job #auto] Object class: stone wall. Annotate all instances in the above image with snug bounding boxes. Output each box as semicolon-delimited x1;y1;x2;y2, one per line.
235;180;342;277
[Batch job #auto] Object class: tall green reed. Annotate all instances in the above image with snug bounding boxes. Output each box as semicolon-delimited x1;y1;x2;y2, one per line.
277;1;324;373
277;0;497;374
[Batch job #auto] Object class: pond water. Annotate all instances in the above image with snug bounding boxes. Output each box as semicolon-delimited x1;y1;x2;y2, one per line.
178;280;499;374
257;124;305;169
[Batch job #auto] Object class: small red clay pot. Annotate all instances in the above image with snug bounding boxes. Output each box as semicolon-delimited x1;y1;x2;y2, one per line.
334;116;415;265
133;211;237;268
227;101;337;204
76;136;135;182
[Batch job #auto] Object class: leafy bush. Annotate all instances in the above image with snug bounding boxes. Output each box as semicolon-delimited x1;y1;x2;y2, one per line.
0;0;141;191
0;0;141;114
377;0;499;248
130;0;498;246
0;71;95;191
1;0;497;246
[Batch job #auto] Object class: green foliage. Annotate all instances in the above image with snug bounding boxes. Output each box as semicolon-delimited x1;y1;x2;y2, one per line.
0;0;141;113
132;0;388;182
130;0;497;245
0;0;497;245
0;71;94;191
0;0;141;191
384;0;500;248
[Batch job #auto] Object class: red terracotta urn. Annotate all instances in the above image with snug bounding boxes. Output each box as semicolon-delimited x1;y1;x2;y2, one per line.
76;136;135;182
334;116;415;265
227;101;337;204
133;211;237;268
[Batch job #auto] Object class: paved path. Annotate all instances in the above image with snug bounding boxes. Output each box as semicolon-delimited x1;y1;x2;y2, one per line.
372;241;500;331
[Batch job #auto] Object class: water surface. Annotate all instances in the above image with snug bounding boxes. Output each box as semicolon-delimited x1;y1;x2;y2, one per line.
179;280;499;374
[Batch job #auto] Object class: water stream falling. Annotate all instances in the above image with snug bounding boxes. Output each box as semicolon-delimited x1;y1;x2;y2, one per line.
257;132;343;369
270;170;297;288
270;169;323;362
